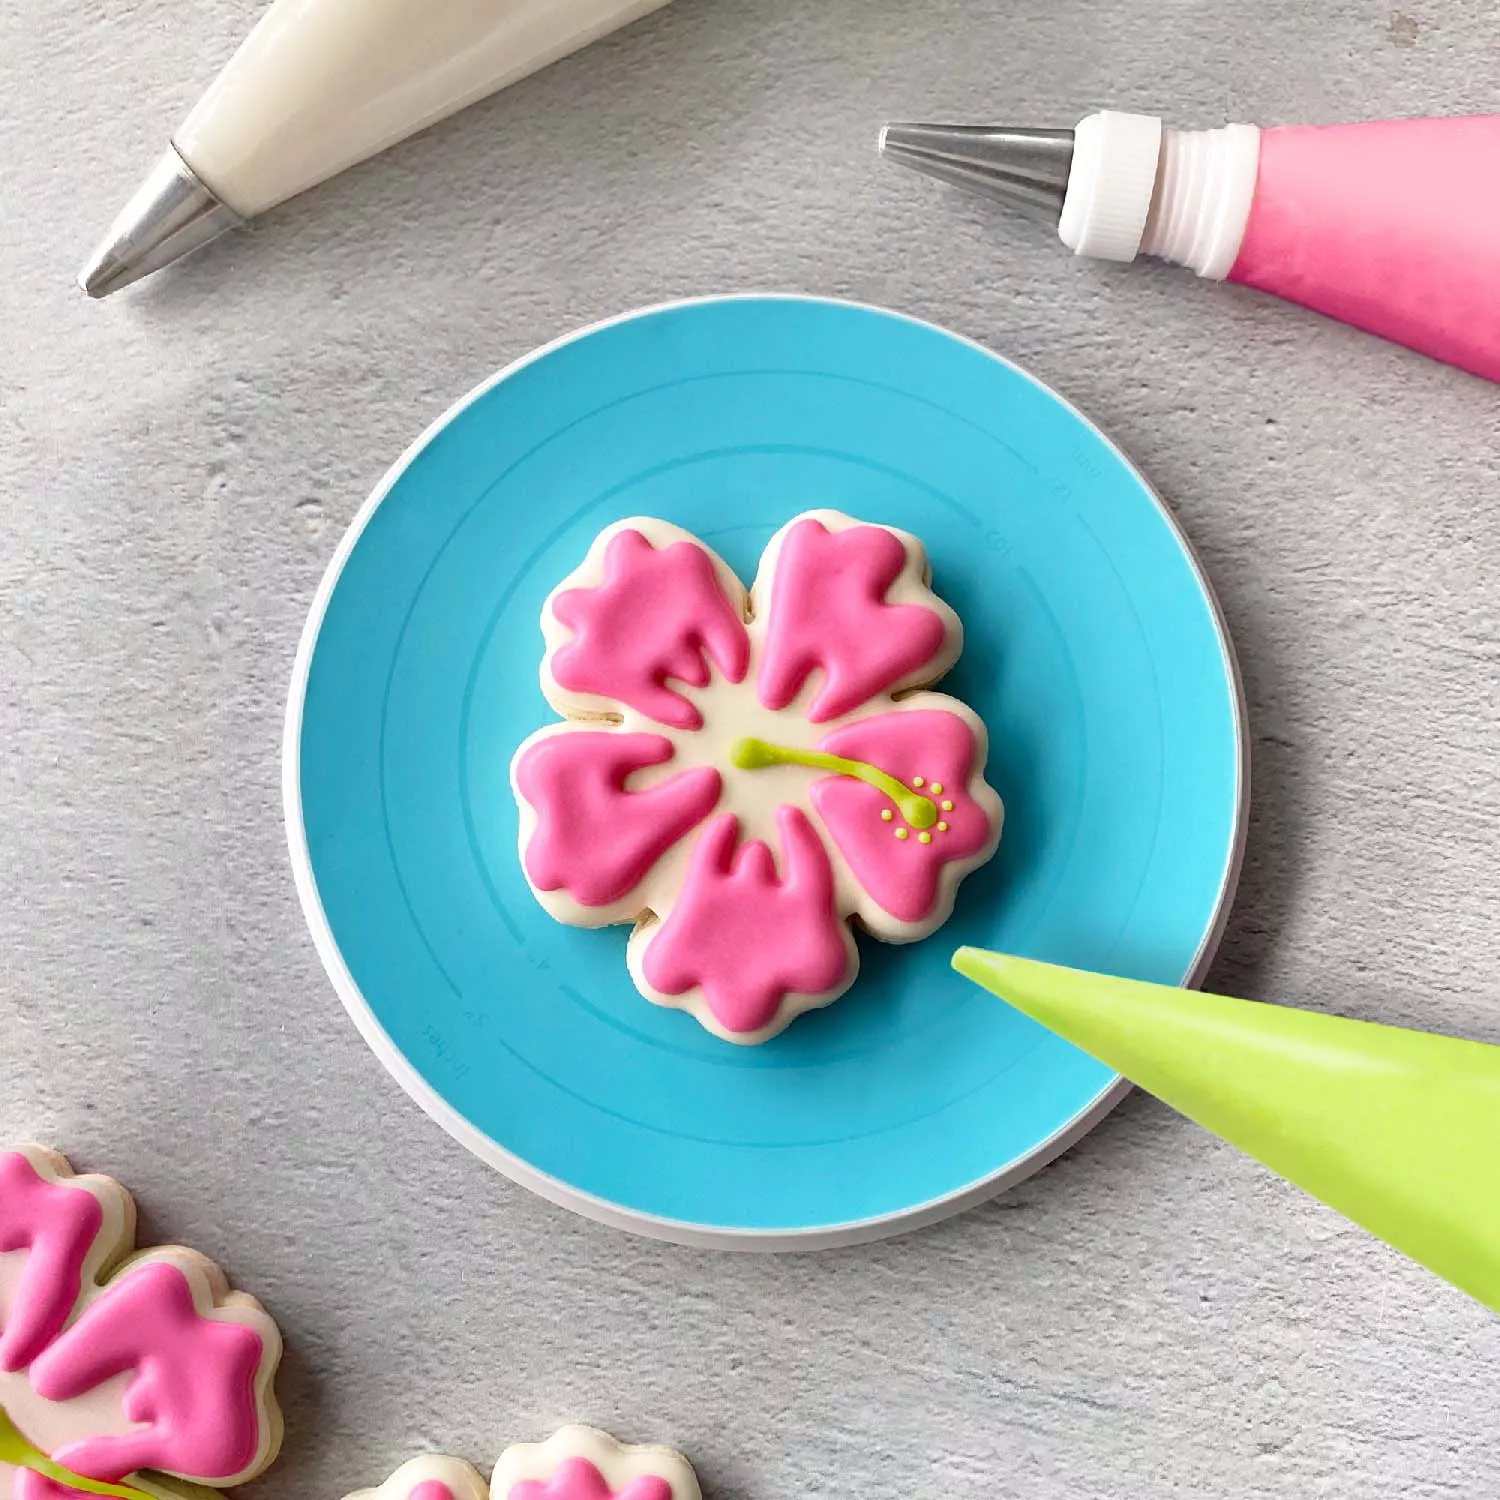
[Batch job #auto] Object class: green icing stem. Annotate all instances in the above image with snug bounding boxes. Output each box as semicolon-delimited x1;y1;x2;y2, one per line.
0;1406;158;1500
730;736;938;829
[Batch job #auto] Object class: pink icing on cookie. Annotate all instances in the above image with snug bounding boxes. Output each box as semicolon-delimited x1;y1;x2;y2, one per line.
516;732;721;907
757;518;949;722
31;1260;266;1482
550;529;749;730
811;709;995;924
0;1153;102;1373
641;808;851;1033
407;1485;457;1500
508;1457;671;1500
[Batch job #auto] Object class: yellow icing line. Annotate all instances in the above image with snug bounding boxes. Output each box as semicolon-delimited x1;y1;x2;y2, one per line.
730;737;939;829
0;1407;157;1500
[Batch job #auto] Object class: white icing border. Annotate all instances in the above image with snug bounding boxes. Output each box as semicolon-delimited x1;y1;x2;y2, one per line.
283;294;1249;1248
341;1427;700;1500
492;1425;700;1500
343;1452;491;1500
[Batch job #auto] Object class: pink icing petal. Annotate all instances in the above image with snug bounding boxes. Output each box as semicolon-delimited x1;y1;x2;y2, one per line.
551;529;749;730
508;1457;671;1500
408;1486;457;1500
516;732;721;908
757;518;950;722
0;1152;103;1373
30;1261;266;1483
811;709;995;925
642;808;852;1034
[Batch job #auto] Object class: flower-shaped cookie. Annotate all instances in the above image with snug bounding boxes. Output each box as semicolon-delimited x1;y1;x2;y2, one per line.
512;510;1003;1042
0;1146;282;1500
346;1426;699;1500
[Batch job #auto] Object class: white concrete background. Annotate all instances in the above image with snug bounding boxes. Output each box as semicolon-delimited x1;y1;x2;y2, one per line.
3;1;1499;1496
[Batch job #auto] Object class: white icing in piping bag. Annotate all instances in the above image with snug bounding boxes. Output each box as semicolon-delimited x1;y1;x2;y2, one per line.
80;0;675;297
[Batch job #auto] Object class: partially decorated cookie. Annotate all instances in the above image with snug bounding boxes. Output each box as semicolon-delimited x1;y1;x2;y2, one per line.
346;1426;700;1500
0;1145;282;1500
512;509;1003;1043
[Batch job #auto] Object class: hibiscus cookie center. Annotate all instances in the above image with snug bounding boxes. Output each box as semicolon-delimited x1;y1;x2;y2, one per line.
512;509;1004;1044
728;735;939;831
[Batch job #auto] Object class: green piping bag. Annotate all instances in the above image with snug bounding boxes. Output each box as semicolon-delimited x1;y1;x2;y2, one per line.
952;948;1500;1311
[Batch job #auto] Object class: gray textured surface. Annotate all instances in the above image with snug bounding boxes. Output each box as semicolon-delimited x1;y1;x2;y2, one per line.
4;0;1500;1496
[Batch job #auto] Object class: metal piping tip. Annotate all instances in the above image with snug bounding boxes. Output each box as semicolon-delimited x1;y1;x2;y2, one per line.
879;121;1076;218
79;147;242;298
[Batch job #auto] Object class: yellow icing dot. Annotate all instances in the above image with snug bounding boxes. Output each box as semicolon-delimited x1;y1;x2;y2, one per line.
912;775;925;788
894;827;909;841
930;782;944;795
941;799;954;812
918;831;933;844
937;821;949;832
880;808;893;822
